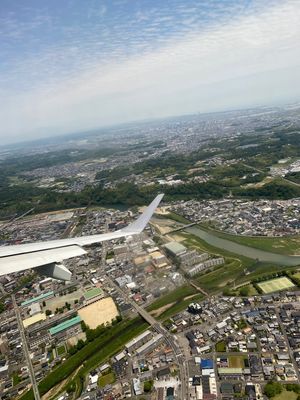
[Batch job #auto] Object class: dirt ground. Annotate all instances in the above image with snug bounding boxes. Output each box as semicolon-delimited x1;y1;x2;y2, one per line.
44;290;83;313
150;302;176;317
78;297;119;328
67;332;86;347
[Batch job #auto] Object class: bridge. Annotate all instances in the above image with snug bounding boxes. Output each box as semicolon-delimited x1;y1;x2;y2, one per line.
163;221;198;235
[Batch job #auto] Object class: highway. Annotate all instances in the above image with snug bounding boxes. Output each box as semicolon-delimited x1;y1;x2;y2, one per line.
12;294;41;400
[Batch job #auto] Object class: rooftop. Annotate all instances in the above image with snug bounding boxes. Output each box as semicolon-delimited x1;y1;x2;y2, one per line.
164;241;186;255
23;313;46;328
21;291;54;306
49;315;82;335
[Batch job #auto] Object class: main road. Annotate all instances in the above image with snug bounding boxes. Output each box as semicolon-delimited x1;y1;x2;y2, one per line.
104;273;189;399
100;225;189;399
12;294;41;400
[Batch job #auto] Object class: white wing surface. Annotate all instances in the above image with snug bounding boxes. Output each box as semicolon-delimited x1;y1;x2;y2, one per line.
0;194;163;280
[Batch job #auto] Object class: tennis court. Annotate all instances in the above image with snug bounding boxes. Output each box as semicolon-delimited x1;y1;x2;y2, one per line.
257;277;295;294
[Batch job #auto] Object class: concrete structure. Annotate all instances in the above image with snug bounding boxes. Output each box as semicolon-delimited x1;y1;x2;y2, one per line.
136;333;164;356
164;241;186;257
132;378;142;395
49;315;82;336
184;257;225;277
150;251;169;268
23;313;47;329
21;291;54;307
125;330;153;353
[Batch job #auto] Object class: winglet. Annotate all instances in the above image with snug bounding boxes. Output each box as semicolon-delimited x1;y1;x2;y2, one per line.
120;193;164;234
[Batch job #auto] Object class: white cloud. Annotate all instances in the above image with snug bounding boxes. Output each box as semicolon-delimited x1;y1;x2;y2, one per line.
0;0;300;143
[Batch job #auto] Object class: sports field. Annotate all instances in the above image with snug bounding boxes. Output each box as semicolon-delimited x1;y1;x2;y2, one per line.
257;277;295;294
78;297;119;329
228;355;247;368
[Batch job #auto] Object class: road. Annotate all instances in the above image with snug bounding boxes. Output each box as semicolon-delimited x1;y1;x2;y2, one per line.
242;162;300;188
12;294;41;400
105;273;189;399
275;308;300;382
100;228;189;399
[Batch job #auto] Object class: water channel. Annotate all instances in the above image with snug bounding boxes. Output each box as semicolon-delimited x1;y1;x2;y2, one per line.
185;226;300;266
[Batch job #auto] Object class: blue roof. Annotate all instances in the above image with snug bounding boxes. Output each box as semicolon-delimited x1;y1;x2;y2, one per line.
201;359;214;369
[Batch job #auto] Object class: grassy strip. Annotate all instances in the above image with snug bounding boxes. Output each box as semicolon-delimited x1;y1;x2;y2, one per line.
158;294;204;320
163;211;191;225
19;318;147;400
98;372;115;387
147;285;198;312
179;233;253;293
179;231;299;293
166;209;300;256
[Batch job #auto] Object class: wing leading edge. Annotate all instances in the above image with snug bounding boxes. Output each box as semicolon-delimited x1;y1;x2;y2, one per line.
0;194;164;280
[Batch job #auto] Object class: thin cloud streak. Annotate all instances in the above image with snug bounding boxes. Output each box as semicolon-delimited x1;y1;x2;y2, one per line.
0;0;299;143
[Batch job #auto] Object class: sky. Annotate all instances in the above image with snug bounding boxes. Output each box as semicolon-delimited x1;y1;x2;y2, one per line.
0;0;300;145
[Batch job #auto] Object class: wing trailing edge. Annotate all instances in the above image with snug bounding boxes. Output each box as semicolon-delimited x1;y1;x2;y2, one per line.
0;194;164;279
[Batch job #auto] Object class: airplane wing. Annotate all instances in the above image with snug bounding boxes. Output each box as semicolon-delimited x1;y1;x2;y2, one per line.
0;194;164;280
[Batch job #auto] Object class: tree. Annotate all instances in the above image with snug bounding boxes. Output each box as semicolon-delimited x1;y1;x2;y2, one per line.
264;382;282;398
45;310;52;316
0;302;5;314
239;286;250;297
144;380;153;393
76;339;85;350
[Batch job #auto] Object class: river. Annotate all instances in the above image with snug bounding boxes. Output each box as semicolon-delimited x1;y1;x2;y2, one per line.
185;226;300;266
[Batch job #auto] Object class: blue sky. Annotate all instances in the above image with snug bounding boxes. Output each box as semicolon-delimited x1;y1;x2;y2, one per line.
0;0;299;144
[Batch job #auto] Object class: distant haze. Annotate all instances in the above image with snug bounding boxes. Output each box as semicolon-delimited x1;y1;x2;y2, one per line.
0;0;299;145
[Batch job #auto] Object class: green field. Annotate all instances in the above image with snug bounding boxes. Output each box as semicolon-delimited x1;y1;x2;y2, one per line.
56;344;66;356
273;390;298;400
257;277;295;294
98;372;115;388
228;355;247;368
215;341;226;352
292;272;300;280
240;284;258;296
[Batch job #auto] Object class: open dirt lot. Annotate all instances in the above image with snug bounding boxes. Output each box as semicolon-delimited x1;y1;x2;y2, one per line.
44;289;83;312
78;297;119;328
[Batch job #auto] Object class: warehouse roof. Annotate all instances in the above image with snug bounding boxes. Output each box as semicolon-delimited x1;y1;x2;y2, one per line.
164;241;186;255
49;316;81;335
